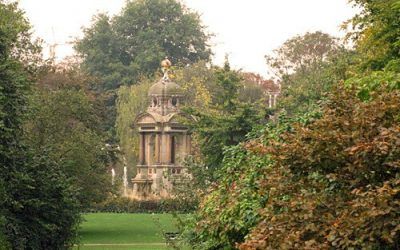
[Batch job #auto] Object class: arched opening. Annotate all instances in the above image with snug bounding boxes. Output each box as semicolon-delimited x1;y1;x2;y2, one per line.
171;97;177;106
152;98;158;107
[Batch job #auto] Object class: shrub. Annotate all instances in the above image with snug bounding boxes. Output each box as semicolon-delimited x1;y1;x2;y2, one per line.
187;110;321;249
240;85;400;249
3;153;81;250
86;196;197;214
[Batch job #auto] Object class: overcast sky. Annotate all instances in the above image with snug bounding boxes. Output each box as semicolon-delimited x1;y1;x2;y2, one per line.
19;0;358;76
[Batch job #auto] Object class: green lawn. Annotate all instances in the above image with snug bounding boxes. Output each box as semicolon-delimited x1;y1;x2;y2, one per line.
75;213;182;250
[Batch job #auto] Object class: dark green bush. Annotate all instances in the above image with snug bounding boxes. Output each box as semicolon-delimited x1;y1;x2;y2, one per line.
86;197;197;213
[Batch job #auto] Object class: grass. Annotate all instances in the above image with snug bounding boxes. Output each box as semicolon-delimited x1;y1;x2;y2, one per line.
75;213;181;250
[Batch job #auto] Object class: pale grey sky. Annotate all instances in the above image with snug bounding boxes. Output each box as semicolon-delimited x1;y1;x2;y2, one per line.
19;0;358;76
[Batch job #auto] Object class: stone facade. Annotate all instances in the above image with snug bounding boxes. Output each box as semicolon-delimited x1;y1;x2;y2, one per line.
131;64;191;199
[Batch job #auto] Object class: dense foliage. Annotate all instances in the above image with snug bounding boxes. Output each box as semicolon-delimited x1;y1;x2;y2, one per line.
188;144;271;249
187;1;400;249
0;1;81;248
25;65;114;208
346;0;400;72
345;0;400;99
240;86;400;249
170;62;268;248
187;111;320;249
185;61;266;173
4;153;81;249
185;34;339;248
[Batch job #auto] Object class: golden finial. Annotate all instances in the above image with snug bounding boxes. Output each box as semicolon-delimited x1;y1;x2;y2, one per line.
161;57;171;80
161;57;171;69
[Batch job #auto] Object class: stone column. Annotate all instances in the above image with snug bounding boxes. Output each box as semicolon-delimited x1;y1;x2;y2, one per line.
146;134;151;166
139;133;145;164
160;133;168;164
269;94;272;108
166;134;171;164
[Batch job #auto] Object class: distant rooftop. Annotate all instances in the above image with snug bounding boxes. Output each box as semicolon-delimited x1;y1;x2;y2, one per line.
242;72;280;93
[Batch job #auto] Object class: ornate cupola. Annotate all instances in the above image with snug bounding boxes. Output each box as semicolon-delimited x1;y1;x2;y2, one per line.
147;77;183;116
131;58;192;199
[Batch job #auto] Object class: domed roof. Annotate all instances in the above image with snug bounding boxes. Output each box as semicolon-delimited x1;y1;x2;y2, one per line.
148;78;183;96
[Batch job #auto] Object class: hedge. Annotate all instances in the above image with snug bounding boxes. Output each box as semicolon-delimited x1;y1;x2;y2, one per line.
85;197;197;213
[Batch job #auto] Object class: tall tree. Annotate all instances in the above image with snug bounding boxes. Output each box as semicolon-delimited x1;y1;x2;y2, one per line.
266;31;351;115
75;0;211;90
0;2;80;248
185;60;265;173
266;31;341;78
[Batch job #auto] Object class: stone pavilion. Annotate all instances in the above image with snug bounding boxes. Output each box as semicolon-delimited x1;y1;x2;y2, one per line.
131;59;191;199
